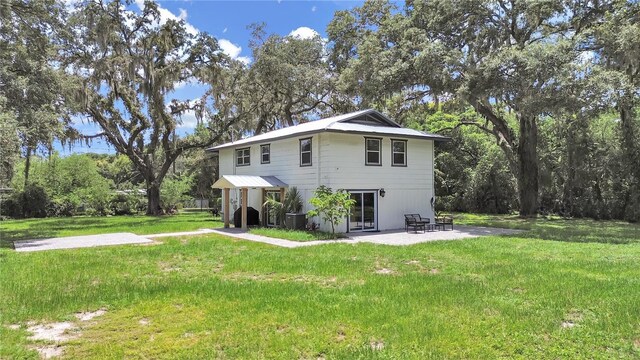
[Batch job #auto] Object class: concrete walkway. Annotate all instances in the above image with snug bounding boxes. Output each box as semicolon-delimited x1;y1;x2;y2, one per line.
211;225;523;248
13;233;153;252
11;225;522;252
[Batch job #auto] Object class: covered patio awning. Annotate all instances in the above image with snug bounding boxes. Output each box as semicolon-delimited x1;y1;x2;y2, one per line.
212;175;288;189
213;175;288;230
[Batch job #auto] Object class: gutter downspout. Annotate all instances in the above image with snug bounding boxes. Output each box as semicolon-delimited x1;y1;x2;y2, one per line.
316;133;322;189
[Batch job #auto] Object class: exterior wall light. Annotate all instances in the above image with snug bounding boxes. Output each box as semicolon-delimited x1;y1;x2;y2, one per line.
379;188;386;197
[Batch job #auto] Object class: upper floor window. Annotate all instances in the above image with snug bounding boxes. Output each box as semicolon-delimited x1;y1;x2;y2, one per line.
261;144;270;164
391;139;407;166
236;147;250;166
365;137;382;166
300;138;312;166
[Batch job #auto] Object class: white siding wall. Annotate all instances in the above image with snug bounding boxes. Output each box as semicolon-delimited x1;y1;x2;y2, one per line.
219;135;320;217
318;133;434;233
218;132;435;232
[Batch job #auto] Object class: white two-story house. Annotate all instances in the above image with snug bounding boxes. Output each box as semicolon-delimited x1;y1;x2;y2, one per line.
209;109;447;233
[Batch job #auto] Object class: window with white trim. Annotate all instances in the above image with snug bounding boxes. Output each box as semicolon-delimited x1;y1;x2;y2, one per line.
391;139;407;166
236;147;250;166
300;138;312;166
261;144;270;164
365;137;382;165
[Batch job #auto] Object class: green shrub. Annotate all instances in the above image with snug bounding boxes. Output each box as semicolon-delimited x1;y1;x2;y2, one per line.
110;193;142;215
47;198;77;217
0;196;21;218
20;184;49;218
161;175;193;213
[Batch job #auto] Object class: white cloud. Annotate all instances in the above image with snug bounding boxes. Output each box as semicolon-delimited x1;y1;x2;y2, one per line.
173;78;199;90
277;0;282;3
236;56;251;65
288;26;319;40
170;98;202;129
311;5;317;12
223;27;228;33
134;0;198;35
178;8;188;21
177;110;198;128
218;39;242;59
219;39;251;64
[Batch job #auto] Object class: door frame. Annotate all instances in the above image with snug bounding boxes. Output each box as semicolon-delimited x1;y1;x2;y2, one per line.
346;189;379;233
264;190;281;227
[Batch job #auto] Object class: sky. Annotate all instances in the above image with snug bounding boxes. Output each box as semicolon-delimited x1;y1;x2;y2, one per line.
60;0;364;156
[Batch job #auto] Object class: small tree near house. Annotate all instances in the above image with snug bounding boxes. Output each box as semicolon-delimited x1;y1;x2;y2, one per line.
307;186;356;238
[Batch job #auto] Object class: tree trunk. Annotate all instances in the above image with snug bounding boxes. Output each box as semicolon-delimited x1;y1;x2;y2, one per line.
620;105;640;173
146;182;162;215
24;146;32;188
517;116;539;217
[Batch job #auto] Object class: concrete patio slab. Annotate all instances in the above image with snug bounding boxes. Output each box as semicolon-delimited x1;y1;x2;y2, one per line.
347;226;523;245
211;225;523;248
13;233;152;252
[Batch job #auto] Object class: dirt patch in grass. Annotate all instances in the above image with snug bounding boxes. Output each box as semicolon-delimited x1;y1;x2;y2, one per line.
159;262;182;272
34;345;64;359
22;308;107;358
402;259;440;275
561;309;586;329
374;268;394;275
27;321;77;342
370;339;385;351
220;272;347;288
75;308;107;322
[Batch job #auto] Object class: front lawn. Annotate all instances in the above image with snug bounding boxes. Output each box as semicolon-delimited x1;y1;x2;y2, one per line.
1;217;640;358
0;211;222;247
249;227;341;241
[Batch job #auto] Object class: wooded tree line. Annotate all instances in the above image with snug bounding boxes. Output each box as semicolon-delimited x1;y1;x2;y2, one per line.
1;0;639;220
3;152;208;217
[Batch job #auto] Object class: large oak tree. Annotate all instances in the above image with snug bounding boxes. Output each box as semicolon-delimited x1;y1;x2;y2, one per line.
65;0;240;214
590;0;640;220
328;0;613;216
0;0;71;187
240;25;334;134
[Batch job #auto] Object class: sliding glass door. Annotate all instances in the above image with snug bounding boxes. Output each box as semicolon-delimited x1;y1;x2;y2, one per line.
348;191;377;232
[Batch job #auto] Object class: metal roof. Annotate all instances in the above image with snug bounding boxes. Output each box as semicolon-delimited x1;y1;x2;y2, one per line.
212;175;288;189
208;109;448;151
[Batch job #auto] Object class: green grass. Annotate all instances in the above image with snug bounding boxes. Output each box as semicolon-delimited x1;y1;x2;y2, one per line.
0;212;222;247
455;213;640;244
1;215;640;358
249;227;341;241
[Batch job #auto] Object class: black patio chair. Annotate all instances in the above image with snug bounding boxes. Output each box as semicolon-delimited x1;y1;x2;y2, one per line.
404;214;426;233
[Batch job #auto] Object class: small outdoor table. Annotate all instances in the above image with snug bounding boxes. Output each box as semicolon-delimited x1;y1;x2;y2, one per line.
435;215;454;231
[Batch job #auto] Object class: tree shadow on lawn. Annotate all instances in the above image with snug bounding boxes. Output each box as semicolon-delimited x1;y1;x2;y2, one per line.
1;214;221;244
505;220;640;244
